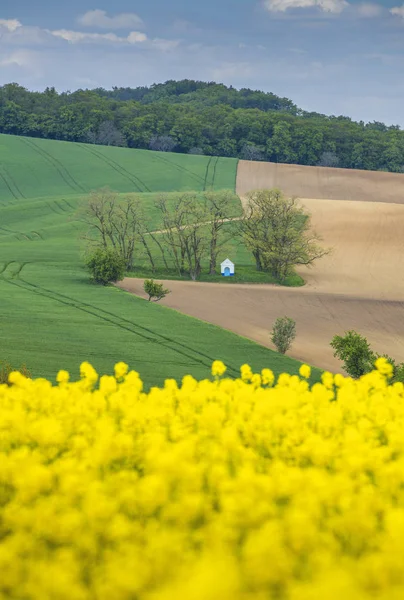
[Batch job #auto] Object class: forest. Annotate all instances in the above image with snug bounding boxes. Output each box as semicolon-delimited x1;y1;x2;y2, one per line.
1;79;403;172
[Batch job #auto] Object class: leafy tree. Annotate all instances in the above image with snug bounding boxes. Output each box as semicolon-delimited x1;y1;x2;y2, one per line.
143;279;170;302
86;248;126;285
239;189;328;281
1;79;404;172
271;317;296;355
267;121;296;163
330;331;376;378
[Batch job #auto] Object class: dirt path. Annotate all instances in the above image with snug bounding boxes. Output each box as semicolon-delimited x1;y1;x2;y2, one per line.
118;162;404;372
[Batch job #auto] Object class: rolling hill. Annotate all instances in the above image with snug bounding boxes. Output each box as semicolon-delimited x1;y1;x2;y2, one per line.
134;160;404;373
0;133;318;385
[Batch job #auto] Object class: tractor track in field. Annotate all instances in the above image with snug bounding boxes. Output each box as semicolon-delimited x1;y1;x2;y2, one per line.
0;166;25;200
211;156;219;188
19;138;86;194
46;200;67;216
203;156;220;190
61;198;76;210
77;144;150;193
203;157;212;191
3;168;25;199
151;153;206;188
0;226;34;242
0;169;19;200
0;263;240;377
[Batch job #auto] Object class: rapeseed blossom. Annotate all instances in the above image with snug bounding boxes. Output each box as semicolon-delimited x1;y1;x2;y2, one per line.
211;360;227;377
299;363;311;379
1;360;404;599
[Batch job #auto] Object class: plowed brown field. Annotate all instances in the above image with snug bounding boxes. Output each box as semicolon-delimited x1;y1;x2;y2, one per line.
118;161;404;372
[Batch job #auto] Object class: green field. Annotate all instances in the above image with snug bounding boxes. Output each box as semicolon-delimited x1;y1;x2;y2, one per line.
0;134;319;386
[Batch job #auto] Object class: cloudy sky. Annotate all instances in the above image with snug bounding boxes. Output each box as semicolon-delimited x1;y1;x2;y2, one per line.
1;1;404;125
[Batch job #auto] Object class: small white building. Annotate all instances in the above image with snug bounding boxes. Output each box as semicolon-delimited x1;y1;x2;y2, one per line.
221;258;235;277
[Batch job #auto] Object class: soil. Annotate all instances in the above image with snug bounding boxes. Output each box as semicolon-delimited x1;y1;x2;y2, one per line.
117;161;404;372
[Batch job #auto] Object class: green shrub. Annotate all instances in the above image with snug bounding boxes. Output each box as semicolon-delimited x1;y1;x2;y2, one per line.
330;331;376;379
86;248;126;285
143;279;171;302
271;317;296;355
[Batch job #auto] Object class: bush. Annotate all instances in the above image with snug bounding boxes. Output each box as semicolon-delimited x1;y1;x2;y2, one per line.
331;331;404;381
0;362;31;385
143;279;170;302
330;330;376;379
86;248;126;285
271;316;296;354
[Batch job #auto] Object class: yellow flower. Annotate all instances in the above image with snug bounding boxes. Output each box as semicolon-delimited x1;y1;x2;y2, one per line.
2;359;404;598
211;360;227;378
56;370;70;385
321;371;334;389
240;363;253;382
299;364;311;379
79;361;98;383
375;357;394;378
114;362;129;379
261;368;275;387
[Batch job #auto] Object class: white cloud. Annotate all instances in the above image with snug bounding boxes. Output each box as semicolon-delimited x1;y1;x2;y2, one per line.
0;18;22;31
263;0;349;13
78;10;144;30
390;5;404;18
0;50;31;67
127;31;148;44
356;3;383;17
50;29;147;45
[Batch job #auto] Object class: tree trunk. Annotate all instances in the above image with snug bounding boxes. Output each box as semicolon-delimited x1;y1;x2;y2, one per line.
254;251;262;272
140;236;155;271
209;233;217;275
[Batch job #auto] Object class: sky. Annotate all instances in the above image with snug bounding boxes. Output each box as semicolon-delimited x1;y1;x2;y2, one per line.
1;1;404;126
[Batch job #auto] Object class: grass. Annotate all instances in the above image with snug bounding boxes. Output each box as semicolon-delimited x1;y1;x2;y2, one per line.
0;133;317;387
0;135;237;199
127;265;304;286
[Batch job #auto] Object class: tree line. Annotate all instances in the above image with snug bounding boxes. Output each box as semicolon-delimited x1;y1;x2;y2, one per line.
1;80;404;173
82;188;327;284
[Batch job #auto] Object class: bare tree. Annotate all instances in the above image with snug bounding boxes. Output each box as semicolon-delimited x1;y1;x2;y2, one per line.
96;121;126;147
239;189;329;282
86;130;98;144
154;193;211;280
76;188;146;270
317;151;339;168
188;147;204;155
149;135;176;153
203;190;240;274
241;143;264;162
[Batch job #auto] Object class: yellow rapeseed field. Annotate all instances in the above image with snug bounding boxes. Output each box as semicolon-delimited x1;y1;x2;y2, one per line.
1;358;404;599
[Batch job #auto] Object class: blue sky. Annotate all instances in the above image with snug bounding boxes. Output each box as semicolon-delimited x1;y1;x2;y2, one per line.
1;1;404;125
